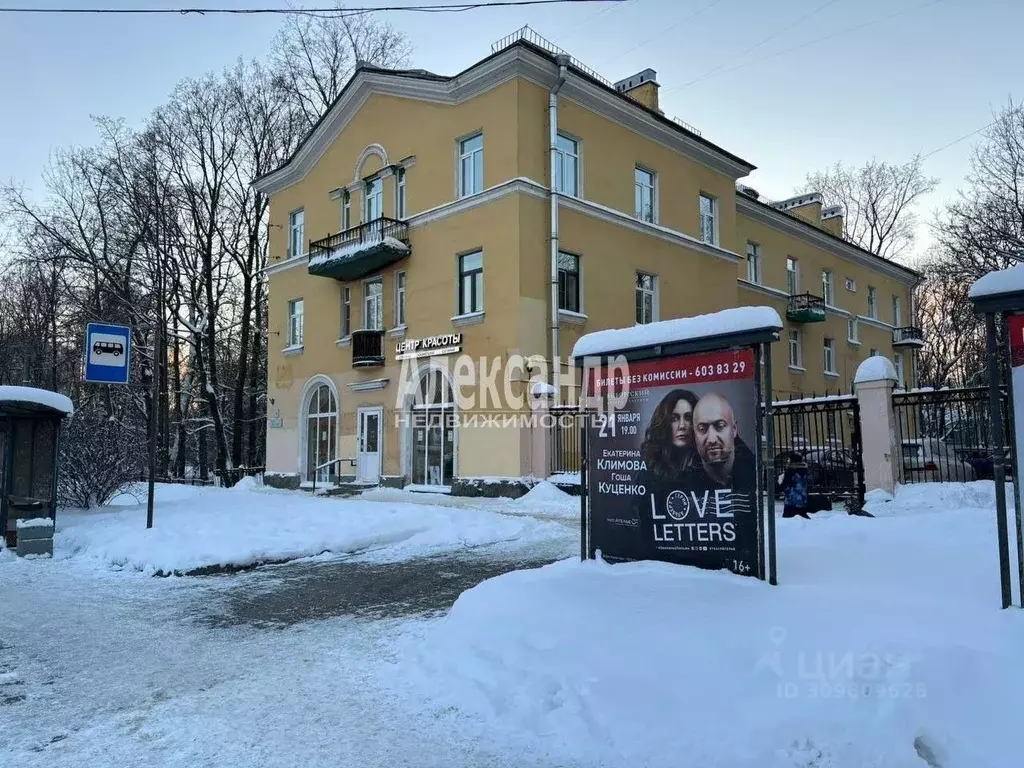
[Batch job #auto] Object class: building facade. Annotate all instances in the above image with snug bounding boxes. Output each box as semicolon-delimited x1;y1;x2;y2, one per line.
254;32;922;491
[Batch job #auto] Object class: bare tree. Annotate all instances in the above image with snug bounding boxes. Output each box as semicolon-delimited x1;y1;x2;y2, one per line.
806;156;938;261
914;258;986;388
271;9;411;127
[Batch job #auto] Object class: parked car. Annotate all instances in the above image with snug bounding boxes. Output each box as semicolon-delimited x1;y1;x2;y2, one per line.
802;448;859;494
902;439;977;483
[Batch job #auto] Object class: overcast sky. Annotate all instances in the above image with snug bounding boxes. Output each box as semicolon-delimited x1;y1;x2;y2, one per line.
2;0;1020;262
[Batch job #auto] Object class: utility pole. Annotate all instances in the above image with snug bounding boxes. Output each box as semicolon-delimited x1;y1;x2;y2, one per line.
146;145;162;530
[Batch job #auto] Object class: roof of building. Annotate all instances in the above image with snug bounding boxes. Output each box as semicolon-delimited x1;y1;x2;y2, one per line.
254;37;756;189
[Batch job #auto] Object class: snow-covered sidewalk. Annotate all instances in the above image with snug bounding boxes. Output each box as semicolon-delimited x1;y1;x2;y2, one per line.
389;482;1024;768
53;481;574;574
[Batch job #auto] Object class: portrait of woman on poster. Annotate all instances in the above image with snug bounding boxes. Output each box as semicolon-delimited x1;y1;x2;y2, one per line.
641;389;700;480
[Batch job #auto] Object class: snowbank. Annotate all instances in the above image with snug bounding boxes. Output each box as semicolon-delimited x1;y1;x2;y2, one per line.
393;483;1024;767
359;482;579;521
513;481;577;516
572;306;782;358
0;385;74;415
54;485;569;574
854;355;897;384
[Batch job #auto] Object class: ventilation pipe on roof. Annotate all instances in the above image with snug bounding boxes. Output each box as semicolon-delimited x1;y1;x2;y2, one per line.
549;54;569;405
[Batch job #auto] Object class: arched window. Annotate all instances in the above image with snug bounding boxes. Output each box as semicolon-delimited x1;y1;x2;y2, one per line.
411;368;455;487
305;383;337;483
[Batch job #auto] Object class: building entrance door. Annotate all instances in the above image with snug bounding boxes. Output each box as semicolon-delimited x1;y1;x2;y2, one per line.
356;407;382;484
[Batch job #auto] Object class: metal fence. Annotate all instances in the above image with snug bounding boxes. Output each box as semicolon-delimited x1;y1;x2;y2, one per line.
770;394;864;507
892;387;1011;483
550;406;582;475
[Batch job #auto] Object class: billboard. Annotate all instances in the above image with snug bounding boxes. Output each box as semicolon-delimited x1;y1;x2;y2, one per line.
586;347;761;576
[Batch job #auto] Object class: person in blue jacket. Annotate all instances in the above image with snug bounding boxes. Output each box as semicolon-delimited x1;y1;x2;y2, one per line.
779;451;811;519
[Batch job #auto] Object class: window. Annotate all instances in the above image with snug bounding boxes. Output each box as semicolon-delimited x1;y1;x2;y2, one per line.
823;337;836;374
287;299;304;347
845;278;857;292
848;317;859;343
895;353;905;387
288;209;305;258
341;192;351;230
458;251;483;315
788;329;803;369
458;133;484;197
893;295;902;327
396;168;407;219
634;167;655;222
364;177;383;222
635;272;657;325
746;242;761;284
867;286;877;319
363;278;383;330
557;252;580;313
787;257;799;294
341;287;351;337
869;348;879;358
821;270;834;305
699;194;717;244
554;133;579;196
395;271;407;326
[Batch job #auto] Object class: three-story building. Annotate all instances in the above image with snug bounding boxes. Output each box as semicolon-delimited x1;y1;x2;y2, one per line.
255;31;922;492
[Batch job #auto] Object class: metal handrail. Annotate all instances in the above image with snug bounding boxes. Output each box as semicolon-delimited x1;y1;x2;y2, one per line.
310;456;356;494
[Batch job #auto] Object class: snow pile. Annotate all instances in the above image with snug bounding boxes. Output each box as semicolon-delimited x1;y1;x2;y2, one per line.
969;263;1024;299
530;381;557;397
54;484;568;574
866;481;997;517
16;517;54;529
572;306;782;358
513;481;577;517
393;484;1024;767
0;385;74;415
854;355;897;384
230;475;261;492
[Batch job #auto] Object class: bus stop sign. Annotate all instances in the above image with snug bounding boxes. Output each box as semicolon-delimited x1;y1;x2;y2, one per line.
84;323;132;384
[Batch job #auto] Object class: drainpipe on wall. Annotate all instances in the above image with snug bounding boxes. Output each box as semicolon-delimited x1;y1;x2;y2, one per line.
549;55;569;405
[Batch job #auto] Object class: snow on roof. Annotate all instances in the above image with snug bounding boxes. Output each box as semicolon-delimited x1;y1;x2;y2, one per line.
854;355;897;384
968;263;1024;299
531;381;557;397
571;306;783;359
0;386;74;415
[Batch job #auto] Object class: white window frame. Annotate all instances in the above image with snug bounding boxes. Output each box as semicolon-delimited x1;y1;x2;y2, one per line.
341;191;351;230
396;167;407;219
699;193;718;245
634;166;655;223
458;133;484;198
869;348;879;358
867;286;878;319
635;272;658;325
845;277;857;292
395;270;407;327
822;269;834;306
340;286;351;338
823;337;837;375
746;242;761;284
458;251;484;315
848;317;859;343
895;353;905;387
288;208;305;258
287;298;304;347
554;133;580;197
786;256;799;294
788;329;803;369
893;295;902;327
364;177;383;222
363;277;384;330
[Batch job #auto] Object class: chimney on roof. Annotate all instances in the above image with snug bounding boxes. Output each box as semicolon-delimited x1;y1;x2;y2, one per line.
821;204;844;237
737;184;760;200
771;192;823;225
614;69;660;113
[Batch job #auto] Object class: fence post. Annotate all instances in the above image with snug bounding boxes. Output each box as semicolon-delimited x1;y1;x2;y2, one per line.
529;386;553;479
854;358;899;495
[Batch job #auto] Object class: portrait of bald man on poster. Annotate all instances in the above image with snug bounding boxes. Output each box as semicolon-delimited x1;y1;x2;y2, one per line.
688;392;758;493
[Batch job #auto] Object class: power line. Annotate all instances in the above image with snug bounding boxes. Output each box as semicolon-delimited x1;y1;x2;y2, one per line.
554;0;636;47
0;0;625;15
679;0;844;89
596;0;728;69
660;0;944;97
921;120;998;160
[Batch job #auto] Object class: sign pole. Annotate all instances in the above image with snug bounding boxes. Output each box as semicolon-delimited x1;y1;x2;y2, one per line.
764;341;777;586
1001;312;1024;606
985;311;1012;608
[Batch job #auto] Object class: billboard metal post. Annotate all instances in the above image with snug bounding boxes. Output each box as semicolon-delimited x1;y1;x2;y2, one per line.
764;341;778;586
1002;313;1024;606
580;404;588;562
753;344;765;582
985;312;1012;609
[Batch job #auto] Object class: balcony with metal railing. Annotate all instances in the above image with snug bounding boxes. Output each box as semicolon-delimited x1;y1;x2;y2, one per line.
351;329;385;368
308;217;410;281
893;326;925;348
786;293;827;323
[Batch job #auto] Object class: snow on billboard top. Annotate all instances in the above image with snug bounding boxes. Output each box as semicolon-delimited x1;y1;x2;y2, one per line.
571;306;783;359
0;386;74;415
968;263;1024;299
854;355;898;384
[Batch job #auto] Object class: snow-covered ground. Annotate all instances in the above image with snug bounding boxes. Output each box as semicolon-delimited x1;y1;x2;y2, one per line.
54;480;575;574
2;481;1023;767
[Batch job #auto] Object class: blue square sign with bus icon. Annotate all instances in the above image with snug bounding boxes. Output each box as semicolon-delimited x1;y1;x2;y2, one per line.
84;323;132;384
